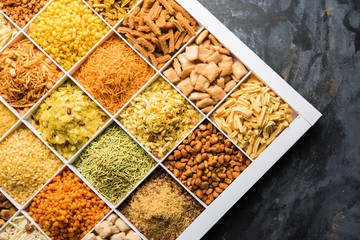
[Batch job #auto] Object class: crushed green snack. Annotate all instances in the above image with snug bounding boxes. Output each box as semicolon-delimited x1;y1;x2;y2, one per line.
31;81;107;160
74;124;156;205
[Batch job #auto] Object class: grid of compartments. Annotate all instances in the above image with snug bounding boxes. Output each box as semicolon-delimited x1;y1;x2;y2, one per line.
0;0;297;239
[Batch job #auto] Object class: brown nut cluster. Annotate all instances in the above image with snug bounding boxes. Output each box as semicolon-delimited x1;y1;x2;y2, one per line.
0;193;17;228
164;121;251;205
0;0;50;28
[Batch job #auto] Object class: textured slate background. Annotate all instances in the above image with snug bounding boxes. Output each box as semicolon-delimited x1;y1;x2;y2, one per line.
197;0;360;239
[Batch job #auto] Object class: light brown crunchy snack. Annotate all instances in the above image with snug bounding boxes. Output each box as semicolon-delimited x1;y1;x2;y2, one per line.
164;29;248;113
118;0;199;69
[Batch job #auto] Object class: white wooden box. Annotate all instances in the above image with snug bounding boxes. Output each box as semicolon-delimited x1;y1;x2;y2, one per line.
0;0;321;239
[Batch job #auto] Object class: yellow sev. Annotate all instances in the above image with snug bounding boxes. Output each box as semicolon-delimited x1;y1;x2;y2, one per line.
73;35;156;115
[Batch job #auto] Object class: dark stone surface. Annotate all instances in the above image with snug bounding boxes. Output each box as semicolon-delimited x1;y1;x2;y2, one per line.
198;0;360;239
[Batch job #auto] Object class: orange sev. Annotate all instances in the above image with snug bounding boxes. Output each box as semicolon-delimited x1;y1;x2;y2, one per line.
73;35;155;115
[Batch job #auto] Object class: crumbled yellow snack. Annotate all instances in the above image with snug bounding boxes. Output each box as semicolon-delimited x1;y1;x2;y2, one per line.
31;81;108;159
0;126;63;205
28;0;109;70
0;102;17;138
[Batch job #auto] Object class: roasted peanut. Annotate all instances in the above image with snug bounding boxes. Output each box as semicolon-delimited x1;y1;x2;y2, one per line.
199;124;207;131
224;139;232;147
240;166;247;172
211;173;220;181
225;178;232;184
184;170;192;177
232;172;240;178
226;170;233;180
225;147;233;154
196;189;203;198
209;159;217;167
193;142;202;152
204;161;209;169
200;182;209;190
198;162;205;170
219;183;228;189
202;130;210;137
209;137;218;144
218;154;224;164
185;145;193;153
181;149;188;157
205;188;213;195
165;121;250;205
173;150;181;159
217;172;226;179
201;176;208;181
194;178;201;186
175;162;186;170
174;169;180;177
187;178;192;186
195;154;202;164
215;187;223;193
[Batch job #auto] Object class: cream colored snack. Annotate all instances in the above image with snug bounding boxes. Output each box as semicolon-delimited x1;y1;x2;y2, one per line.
0;102;17;138
164;29;248;113
0;126;63;205
119;77;201;158
0;214;47;240
0;14;18;49
211;75;293;159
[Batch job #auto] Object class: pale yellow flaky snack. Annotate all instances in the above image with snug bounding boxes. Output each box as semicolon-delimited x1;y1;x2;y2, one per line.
211;75;293;159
